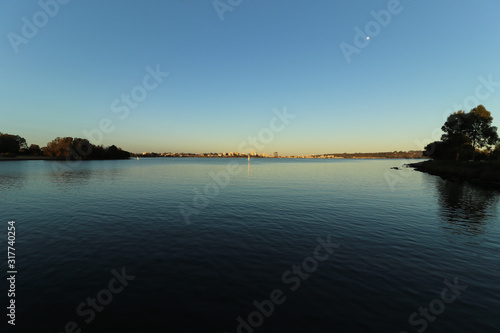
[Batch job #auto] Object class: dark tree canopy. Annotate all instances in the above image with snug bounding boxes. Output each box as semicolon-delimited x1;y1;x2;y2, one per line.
44;137;76;158
492;144;500;160
0;133;27;154
424;141;474;160
438;105;499;160
464;105;498;150
44;137;130;160
103;145;130;159
28;144;42;155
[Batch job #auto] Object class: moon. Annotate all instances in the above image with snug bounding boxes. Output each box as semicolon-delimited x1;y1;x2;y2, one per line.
366;36;370;40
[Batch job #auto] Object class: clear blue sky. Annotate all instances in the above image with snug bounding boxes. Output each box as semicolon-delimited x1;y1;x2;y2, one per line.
1;0;500;155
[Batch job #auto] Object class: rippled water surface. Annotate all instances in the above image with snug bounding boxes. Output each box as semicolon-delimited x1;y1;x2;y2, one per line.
1;158;499;332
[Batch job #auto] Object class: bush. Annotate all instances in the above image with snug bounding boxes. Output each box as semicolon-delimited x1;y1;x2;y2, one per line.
28;144;43;156
424;141;473;161
0;152;17;158
491;145;500;160
44;137;130;160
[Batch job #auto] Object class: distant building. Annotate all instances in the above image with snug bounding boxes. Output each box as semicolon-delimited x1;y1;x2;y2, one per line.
274;152;278;158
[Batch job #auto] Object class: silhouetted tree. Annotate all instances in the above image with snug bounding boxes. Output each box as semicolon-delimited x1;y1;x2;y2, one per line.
71;138;93;160
440;105;498;160
424;141;474;160
491;144;500;160
44;137;130;160
28;144;42;155
466;106;498;159
89;145;105;159
441;111;471;160
0;133;27;154
104;145;130;159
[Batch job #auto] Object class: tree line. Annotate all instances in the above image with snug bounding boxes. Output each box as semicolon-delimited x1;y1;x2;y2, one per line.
0;133;130;160
424;105;500;161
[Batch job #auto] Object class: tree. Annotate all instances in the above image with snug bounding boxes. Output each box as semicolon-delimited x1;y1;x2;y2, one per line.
44;137;94;159
440;105;498;160
491;144;500;160
466;105;498;159
104;145;130;159
28;144;42;155
44;137;130;160
441;111;471;160
424;140;473;160
44;137;74;158
0;133;27;154
89;145;105;159
72;138;93;160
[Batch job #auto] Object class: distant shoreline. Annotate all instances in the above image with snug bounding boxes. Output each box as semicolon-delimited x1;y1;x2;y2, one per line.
0;155;426;162
135;151;424;159
0;156;129;162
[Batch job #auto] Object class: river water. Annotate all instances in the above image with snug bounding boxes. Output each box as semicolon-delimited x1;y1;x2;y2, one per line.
1;158;499;332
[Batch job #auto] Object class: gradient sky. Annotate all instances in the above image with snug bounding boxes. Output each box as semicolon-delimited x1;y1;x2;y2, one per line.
1;0;500;155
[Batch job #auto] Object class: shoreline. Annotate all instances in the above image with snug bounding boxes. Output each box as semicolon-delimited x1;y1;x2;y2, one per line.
0;155;426;162
0;156;55;161
408;160;500;190
0;156;129;162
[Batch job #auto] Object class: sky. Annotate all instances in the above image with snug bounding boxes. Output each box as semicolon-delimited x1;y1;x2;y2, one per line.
1;0;500;155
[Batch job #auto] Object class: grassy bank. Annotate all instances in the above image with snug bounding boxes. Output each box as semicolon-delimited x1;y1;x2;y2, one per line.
409;159;500;188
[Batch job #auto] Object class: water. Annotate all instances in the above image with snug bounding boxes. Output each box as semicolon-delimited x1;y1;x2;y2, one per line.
1;158;499;332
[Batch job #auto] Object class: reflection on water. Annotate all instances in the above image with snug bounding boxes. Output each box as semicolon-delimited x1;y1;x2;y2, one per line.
0;174;27;190
49;162;94;187
434;179;499;236
1;159;500;332
0;162;28;190
48;161;123;189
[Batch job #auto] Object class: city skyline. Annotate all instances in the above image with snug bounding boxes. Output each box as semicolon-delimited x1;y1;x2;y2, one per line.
2;1;500;156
